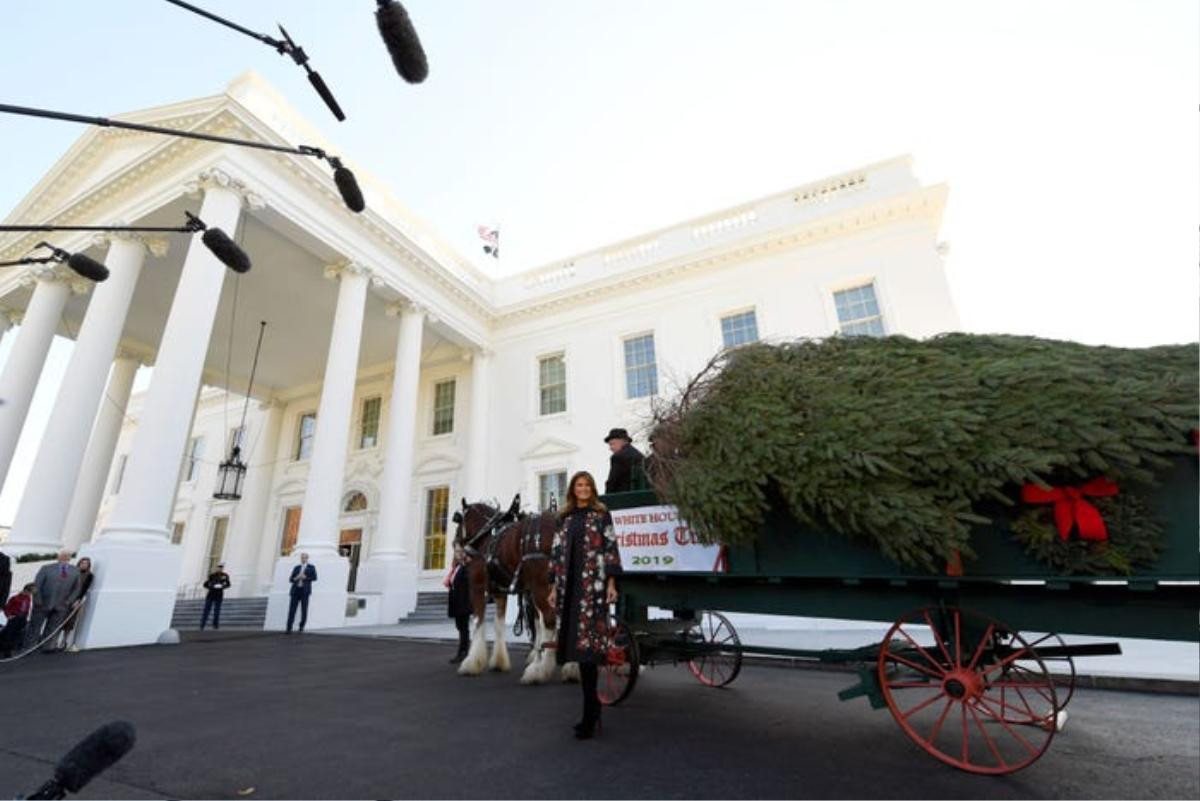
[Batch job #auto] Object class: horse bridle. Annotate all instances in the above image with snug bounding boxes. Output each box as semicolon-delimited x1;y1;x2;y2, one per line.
453;504;510;559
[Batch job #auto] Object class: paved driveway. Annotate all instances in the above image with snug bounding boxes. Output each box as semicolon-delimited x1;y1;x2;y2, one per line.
0;633;1195;799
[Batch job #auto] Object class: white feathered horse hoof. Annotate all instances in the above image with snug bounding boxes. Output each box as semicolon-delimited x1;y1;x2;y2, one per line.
560;661;581;683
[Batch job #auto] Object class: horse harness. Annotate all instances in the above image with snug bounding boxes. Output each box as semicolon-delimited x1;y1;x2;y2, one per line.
488;514;551;595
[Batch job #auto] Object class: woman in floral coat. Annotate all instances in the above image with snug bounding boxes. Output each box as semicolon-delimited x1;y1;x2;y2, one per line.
551;470;622;739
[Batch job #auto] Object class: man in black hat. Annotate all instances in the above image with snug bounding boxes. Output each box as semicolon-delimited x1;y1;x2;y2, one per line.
604;428;646;494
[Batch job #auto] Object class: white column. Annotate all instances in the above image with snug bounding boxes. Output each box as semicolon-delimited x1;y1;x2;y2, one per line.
224;399;285;597
60;354;141;554
0;267;80;492
264;262;370;631
358;301;425;622
464;347;492;501
7;236;158;555
78;174;248;650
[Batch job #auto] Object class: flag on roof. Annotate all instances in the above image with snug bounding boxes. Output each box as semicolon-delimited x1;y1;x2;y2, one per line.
477;225;499;258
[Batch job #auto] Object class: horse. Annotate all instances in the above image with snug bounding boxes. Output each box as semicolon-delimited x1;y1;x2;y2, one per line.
452;496;572;684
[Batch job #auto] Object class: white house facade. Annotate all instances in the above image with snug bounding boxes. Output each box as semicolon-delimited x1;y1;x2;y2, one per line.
0;72;959;648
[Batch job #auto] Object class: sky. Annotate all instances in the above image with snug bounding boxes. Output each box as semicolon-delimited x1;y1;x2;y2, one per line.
0;0;1196;524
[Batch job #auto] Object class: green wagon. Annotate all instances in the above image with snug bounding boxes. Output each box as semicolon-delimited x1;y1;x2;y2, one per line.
594;456;1199;775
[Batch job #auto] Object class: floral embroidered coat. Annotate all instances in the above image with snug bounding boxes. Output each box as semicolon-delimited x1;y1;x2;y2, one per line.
551;505;623;665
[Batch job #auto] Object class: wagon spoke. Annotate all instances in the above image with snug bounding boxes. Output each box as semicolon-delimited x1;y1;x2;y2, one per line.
1005;663;1059;706
990;678;1055;708
966;623;996;672
885;652;947;681
974;697;1041;756
925;697;955;746
960;702;969;762
1025;632;1055;649
900;690;949;721
894;625;949;675
983;681;1048;724
968;699;1008;770
980;641;1039;678
923;610;955;667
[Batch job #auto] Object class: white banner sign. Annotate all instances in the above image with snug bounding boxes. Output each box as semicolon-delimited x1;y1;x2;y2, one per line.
610;505;725;573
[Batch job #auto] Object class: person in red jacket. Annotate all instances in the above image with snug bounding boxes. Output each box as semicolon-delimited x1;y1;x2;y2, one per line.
1;583;35;658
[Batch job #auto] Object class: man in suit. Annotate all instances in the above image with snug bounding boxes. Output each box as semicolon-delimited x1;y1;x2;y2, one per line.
27;550;81;652
604;428;646;494
286;552;317;634
200;562;232;631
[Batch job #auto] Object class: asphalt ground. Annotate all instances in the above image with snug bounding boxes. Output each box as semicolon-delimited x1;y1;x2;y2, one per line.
0;632;1196;800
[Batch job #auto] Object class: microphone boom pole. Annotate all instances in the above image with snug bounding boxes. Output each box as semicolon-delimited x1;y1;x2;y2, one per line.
161;0;346;121
0;103;365;213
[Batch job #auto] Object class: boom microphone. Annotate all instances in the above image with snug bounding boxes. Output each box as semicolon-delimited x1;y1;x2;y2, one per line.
201;227;252;274
331;160;366;213
376;0;429;84
27;721;137;799
66;252;110;283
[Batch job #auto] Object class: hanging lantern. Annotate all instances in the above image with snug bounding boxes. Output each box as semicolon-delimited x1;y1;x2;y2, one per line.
214;447;247;500
213;320;267;502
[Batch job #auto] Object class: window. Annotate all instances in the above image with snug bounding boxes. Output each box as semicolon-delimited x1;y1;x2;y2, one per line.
295;412;316;460
280;506;302;556
538;471;568;512
184;437;205;482
422;486;450;570
110;454;128;495
228;425;246;454
359;397;381;449
206;517;228;576
721;310;759;348
171;521;186;545
623;334;658;399
343;491;368;512
834;283;885;337
538;354;567;415
432;380;456;435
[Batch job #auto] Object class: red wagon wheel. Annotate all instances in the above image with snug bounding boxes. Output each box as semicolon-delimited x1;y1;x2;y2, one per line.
878;606;1058;775
686;611;743;688
598;618;639;706
996;631;1075;730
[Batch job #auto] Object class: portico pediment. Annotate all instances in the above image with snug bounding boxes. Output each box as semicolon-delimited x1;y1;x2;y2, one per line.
415;453;463;475
520;437;579;461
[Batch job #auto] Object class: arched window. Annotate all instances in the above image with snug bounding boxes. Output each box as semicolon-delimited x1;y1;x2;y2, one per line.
343;491;368;512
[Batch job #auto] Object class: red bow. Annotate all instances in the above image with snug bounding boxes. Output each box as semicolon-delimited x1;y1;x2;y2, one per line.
1021;478;1119;541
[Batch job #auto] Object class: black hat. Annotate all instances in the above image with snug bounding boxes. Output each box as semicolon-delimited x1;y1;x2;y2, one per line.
604;428;631;443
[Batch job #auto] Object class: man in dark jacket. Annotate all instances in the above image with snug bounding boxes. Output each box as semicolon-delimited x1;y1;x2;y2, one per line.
444;545;472;663
200;562;231;630
286;553;318;634
0;549;11;609
604;428;646;494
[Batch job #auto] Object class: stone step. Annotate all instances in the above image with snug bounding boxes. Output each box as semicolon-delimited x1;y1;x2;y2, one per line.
171;597;268;630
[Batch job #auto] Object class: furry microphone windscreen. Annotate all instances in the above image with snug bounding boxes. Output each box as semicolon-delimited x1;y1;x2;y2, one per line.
66;252;109;282
334;166;366;213
56;721;137;793
376;0;429;84
202;228;253;274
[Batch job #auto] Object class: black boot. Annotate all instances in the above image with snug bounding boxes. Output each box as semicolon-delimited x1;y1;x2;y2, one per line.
449;639;469;664
575;663;602;739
